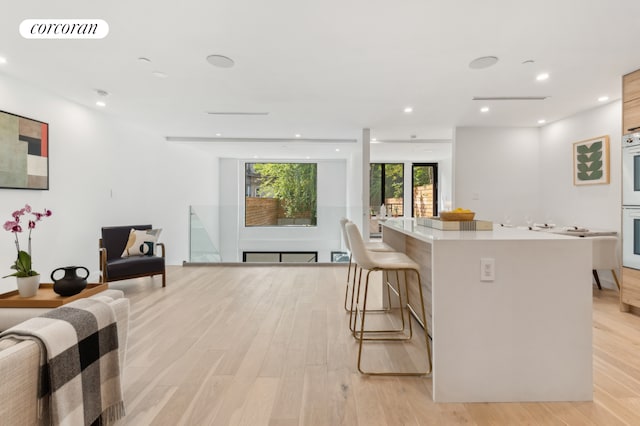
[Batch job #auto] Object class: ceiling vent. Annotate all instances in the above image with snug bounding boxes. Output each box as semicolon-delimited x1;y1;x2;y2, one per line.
472;96;549;101
206;111;270;116
165;136;357;143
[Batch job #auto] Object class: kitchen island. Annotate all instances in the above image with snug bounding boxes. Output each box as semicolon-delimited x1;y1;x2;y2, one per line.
381;219;592;403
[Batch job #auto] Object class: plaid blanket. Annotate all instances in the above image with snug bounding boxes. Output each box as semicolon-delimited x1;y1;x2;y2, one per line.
0;298;125;425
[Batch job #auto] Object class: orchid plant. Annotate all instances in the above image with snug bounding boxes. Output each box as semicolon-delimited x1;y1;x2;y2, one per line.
2;204;52;278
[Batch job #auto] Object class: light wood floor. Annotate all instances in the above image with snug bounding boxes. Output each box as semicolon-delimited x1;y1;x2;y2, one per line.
111;265;640;425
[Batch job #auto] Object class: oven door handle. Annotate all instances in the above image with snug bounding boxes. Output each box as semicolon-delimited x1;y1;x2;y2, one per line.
626;212;640;218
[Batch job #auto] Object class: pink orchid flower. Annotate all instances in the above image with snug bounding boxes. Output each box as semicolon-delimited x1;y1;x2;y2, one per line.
3;221;17;232
4;206;52;277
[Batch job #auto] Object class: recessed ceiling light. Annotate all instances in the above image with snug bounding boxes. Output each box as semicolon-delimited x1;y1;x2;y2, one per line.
96;101;106;107
522;59;535;65
598;96;609;102
137;57;151;63
306;156;310;159
335;148;340;152
206;54;234;68
371;138;377;142
536;73;549;81
469;56;499;69
403;106;413;113
215;133;222;137
480;106;490;113
295;134;301;138
0;57;7;64
253;155;258;159
152;71;168;78
538;119;546;124
95;89;109;97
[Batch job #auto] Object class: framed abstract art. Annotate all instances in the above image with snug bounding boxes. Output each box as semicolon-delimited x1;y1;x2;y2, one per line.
0;110;49;190
573;135;609;186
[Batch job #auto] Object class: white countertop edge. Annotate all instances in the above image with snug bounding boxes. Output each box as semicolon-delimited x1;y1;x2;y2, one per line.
381;218;590;242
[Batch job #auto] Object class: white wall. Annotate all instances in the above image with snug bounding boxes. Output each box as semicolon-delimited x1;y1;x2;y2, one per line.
455;102;621;229
345;149;364;241
218;158;348;262
539;101;622;231
0;73;217;292
438;155;453;212
454;127;542;224
454;103;622;288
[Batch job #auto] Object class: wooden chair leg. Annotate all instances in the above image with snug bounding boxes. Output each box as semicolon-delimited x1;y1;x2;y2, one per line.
592;270;602;290
612;269;621;291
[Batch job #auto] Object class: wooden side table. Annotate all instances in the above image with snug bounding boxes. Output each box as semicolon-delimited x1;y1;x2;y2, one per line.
0;283;108;308
0;283;112;330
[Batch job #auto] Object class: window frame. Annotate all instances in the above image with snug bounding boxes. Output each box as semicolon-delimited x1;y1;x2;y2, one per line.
411;163;439;218
370;162;405;217
244;161;318;227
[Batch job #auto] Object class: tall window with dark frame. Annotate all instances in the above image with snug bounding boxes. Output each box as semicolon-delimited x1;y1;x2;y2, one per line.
370;163;404;235
412;163;438;218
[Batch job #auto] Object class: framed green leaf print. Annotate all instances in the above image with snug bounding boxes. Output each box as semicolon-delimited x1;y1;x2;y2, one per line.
573;135;610;186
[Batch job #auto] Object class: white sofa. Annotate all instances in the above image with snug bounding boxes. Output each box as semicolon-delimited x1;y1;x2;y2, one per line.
0;290;129;425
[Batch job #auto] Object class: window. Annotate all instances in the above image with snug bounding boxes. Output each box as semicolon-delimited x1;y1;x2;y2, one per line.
245;162;317;227
331;251;350;263
243;251;318;263
370;163;404;216
370;163;404;236
412;163;438;218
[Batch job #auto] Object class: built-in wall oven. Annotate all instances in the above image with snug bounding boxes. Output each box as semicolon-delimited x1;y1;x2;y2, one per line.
623;134;640;206
623;207;640;269
623;134;640;268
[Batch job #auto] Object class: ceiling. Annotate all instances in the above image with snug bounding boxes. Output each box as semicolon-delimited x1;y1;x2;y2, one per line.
3;0;640;148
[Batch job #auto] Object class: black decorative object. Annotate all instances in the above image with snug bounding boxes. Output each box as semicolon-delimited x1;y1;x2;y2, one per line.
51;266;89;296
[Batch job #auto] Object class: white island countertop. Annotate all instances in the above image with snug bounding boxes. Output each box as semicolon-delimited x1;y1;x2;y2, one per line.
381;217;593;403
382;217;579;242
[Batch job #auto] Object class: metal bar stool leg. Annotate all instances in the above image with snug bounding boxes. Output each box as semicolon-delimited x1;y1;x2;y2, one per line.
412;268;433;375
357;268;430;375
349;268;363;333
350;269;404;335
343;253;351;311
351;268;410;339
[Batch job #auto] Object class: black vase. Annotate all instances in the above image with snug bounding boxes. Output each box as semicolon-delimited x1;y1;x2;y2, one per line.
51;266;89;296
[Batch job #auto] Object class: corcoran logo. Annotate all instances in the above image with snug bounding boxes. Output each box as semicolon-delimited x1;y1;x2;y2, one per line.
19;19;109;39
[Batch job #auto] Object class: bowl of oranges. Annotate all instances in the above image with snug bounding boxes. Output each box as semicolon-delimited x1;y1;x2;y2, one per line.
439;208;475;221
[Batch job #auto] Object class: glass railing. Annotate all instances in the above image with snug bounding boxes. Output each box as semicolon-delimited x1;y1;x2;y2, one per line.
189;205;222;263
187;204;389;263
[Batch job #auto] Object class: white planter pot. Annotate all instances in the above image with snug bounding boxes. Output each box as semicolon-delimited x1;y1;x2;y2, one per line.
17;275;40;298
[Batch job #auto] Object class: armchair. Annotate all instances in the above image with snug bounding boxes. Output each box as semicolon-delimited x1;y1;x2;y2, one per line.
99;225;166;287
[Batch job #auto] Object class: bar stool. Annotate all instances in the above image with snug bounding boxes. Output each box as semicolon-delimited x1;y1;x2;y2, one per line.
344;221;412;337
591;236;621;290
339;218;394;313
345;222;432;376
